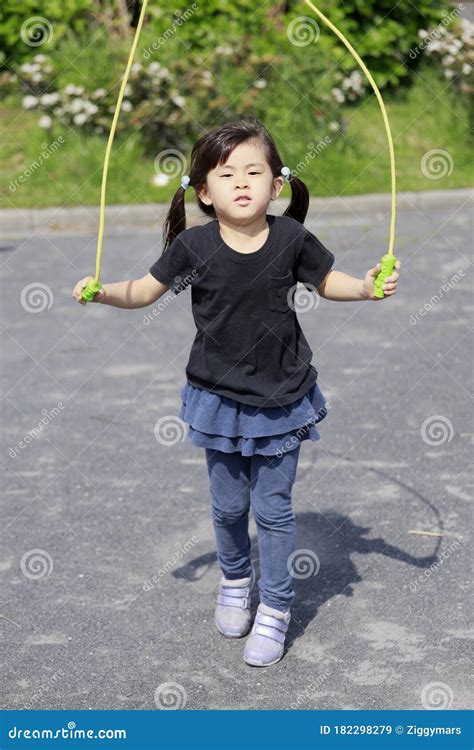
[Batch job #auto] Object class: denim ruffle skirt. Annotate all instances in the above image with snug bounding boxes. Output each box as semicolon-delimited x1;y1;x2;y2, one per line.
178;380;329;457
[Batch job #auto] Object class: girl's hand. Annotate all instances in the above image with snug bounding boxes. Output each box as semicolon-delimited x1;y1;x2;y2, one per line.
72;276;106;305
362;259;401;301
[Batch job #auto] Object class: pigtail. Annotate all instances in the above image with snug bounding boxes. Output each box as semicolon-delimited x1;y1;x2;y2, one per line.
282;173;310;225
162;185;187;252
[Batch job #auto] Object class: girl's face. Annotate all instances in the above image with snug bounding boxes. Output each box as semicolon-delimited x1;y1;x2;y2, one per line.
197;140;285;222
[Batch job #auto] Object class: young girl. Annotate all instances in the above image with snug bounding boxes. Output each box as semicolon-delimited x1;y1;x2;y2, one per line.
73;116;400;668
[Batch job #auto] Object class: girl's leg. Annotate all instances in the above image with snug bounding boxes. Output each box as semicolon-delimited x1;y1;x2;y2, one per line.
249;446;301;612
205;448;252;580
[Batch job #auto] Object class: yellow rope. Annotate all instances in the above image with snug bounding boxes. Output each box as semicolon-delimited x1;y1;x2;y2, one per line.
304;0;397;256
87;0;396;298
92;0;149;285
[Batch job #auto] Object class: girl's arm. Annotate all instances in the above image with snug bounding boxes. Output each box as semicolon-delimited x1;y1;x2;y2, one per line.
318;261;401;301
73;273;169;308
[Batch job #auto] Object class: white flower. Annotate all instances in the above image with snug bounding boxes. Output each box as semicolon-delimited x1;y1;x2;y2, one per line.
121;100;133;111
31;72;43;83
215;45;233;55
152;173;170;187
329;121;340;132
64;83;84;96
20;62;35;74
418;29;428;39
442;54;456;66
22;95;38;109
33;54;47;63
92;88;107;99
462;63;472;75
444;69;455;79
131;63;142;74
73;112;88;125
69;98;86;113
331;87;345;103
40;92;60;106
253;78;267;89
171;94;186;107
38;115;52;129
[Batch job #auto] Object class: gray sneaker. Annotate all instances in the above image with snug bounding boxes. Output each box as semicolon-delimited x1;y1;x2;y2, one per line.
215;566;255;638
243;602;291;666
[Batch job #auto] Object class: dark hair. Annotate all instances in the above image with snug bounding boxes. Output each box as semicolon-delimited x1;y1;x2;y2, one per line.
162;115;309;250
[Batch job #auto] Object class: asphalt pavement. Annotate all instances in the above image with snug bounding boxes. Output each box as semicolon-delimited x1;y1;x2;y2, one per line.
0;192;472;710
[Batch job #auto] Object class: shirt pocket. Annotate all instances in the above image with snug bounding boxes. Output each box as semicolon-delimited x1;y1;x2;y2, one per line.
267;272;294;313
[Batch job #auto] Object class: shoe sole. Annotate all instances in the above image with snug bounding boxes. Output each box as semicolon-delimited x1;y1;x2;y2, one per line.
244;651;284;667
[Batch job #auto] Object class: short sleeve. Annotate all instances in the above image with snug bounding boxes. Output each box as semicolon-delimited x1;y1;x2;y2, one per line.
294;229;335;291
149;235;193;295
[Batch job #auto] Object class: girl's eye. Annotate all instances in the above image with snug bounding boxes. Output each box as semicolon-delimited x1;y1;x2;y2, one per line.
220;172;262;177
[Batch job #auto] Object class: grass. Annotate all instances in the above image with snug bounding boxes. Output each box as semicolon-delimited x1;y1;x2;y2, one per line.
0;66;472;210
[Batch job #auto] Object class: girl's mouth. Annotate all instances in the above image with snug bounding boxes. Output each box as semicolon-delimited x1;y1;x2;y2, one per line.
235;197;252;205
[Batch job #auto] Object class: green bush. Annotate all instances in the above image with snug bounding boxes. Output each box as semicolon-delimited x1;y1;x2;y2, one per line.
0;0;93;67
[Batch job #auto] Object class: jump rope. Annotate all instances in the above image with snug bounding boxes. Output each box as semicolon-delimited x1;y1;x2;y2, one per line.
81;0;398;303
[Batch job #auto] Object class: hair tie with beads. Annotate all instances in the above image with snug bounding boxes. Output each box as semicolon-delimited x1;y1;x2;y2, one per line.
181;174;191;190
280;166;292;181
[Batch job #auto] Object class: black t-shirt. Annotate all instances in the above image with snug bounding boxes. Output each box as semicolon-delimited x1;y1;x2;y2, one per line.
149;214;335;408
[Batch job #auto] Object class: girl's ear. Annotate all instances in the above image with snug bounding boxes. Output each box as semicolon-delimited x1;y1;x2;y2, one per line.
197;184;212;206
271;176;285;201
